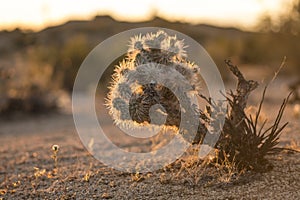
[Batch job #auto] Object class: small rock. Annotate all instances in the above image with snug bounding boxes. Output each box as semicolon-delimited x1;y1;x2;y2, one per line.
102;192;112;199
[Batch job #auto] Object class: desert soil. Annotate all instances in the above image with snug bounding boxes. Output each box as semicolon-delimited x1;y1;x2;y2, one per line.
0;68;300;199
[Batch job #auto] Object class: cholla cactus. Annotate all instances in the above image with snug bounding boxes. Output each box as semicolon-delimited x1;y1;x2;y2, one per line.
106;30;204;143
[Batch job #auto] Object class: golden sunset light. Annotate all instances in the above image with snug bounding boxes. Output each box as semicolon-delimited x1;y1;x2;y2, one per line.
1;0;300;198
0;0;294;31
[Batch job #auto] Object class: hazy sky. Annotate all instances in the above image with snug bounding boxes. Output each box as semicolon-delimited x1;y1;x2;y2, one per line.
0;0;294;31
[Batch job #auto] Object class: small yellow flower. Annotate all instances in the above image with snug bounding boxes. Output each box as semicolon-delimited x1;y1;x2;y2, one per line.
52;145;59;152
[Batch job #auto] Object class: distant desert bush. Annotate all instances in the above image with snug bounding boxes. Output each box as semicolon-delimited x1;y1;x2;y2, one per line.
0;58;58;114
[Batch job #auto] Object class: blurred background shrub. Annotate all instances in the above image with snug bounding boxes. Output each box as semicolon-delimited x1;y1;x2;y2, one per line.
0;0;299;115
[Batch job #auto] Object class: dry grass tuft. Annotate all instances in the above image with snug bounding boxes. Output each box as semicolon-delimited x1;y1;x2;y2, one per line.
199;60;291;172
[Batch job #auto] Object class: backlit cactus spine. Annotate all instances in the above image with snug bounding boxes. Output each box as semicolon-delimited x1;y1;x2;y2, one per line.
106;30;203;141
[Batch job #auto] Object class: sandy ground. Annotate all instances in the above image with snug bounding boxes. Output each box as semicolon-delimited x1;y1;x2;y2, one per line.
0;68;300;199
